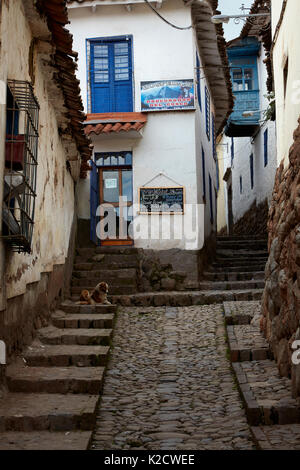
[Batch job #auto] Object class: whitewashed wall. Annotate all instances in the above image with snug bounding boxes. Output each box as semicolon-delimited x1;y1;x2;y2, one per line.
218;43;277;229
69;0;216;250
0;0;76;300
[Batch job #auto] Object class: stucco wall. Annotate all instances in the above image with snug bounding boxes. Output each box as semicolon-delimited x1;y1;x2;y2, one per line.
218;43;277;229
0;0;76;301
272;0;300;167
69;0;216;251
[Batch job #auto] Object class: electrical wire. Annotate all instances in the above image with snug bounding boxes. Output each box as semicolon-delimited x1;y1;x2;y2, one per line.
143;0;192;30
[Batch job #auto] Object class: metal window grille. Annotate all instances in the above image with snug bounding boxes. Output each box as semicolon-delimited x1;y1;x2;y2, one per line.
2;80;39;253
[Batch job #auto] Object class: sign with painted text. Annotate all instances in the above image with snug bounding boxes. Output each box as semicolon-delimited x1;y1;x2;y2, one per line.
139;187;185;214
141;80;195;111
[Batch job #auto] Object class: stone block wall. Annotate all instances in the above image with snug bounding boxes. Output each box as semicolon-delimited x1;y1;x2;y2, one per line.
261;118;300;398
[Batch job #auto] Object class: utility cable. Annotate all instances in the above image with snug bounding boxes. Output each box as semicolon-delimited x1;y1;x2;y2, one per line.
144;0;192;30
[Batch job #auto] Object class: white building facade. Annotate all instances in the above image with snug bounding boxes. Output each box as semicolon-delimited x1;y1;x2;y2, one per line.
217;17;277;234
67;0;232;266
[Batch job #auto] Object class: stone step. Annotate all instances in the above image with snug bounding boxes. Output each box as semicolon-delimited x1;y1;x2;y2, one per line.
59;303;117;314
52;311;114;329
23;344;110;367
209;264;266;273
204;271;265;282
250;425;300;450
77;246;139;256
6;363;105;394
0;393;98;431
74;260;139;270
0;430;92;450
217;240;268;250
75;253;139;267
71;285;137;296
217;236;268;241
199;280;265;291
227;324;271;362
213;258;268;267
216;250;268;259
72;268;137;278
233;360;300;426
108;289;263;307
38;326;113;346
223;300;261;325
71;277;136;287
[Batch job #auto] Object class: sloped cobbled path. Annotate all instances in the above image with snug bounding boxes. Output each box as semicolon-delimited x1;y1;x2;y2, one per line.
91;305;255;450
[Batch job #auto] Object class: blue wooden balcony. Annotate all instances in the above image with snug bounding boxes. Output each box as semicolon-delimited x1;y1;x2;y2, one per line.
225;89;260;137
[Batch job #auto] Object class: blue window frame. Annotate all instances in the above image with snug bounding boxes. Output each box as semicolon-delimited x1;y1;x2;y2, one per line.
205;87;210;140
201;147;206;201
89;36;133;113
90;159;100;246
212;113;216;159
231;137;234;165
196;54;202;111
264;129;268;167
94;151;132;167
209;174;213;223
250;153;254;189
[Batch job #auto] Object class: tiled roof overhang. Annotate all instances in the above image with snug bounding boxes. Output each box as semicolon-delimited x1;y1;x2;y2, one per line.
183;0;234;136
84;112;147;135
33;0;92;178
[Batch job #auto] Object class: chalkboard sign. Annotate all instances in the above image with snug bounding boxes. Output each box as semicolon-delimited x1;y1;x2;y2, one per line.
139;187;185;214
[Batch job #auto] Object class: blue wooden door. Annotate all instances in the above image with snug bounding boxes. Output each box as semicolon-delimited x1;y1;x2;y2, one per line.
90;159;99;245
91;38;133;113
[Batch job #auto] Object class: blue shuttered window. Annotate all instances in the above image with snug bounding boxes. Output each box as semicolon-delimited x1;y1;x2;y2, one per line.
196;54;202;111
250;154;254;189
209;174;213;223
205;86;210;141
202;147;206;201
90;37;133;113
264;129;268;167
212;113;216;159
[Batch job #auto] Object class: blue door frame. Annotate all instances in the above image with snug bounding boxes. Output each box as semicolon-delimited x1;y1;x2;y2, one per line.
89;36;133;113
90;159;99;245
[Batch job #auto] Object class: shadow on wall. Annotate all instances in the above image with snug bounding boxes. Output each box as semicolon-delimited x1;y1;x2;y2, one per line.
218;199;269;238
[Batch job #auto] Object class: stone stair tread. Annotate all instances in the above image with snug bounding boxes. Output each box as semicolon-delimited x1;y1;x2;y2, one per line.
227;324;270;362
0;393;98;431
199;280;264;291
59;302;117;313
52;312;114;329
6;363;105;394
23;343;109;367
38;325;112;345
233;360;300;426
72;268;137;276
251;424;300;450
204;271;265;281
223;300;261;325
0;430;92;450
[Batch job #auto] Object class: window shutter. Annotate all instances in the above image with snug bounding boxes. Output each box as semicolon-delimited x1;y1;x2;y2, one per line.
196;54;202;110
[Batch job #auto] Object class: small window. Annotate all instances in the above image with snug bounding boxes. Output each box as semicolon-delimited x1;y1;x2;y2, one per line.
209;174;213;223
95;151;132;167
196;54;202;111
205;87;211;141
232;68;243;91
201;147;206;201
264;129;268;167
250;154;254;189
240;175;243;194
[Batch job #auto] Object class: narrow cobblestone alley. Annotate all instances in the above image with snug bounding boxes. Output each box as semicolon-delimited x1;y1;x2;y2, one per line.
91;305;255;450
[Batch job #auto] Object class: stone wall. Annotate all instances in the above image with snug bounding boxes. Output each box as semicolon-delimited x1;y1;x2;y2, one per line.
261;118;300;398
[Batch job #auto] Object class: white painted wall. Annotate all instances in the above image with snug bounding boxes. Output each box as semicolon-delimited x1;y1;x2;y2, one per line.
217;43;277;229
69;0;216;250
271;0;300;167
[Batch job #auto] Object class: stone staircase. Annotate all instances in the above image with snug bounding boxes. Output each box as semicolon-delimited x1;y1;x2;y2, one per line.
0;302;117;450
224;301;300;450
72;247;139;297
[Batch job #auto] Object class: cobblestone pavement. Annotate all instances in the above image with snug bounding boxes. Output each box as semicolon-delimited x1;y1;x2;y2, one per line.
91;305;255;450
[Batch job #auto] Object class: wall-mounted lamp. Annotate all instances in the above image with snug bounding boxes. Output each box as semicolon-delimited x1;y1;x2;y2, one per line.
211;13;270;25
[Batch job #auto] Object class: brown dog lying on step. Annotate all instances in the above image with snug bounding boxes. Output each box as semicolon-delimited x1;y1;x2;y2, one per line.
77;282;111;305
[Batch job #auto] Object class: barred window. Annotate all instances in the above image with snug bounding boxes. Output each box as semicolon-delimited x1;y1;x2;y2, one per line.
2;80;39;253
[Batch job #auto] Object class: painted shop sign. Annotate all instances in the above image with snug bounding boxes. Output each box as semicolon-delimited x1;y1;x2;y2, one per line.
139;187;185;214
141;80;195;111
